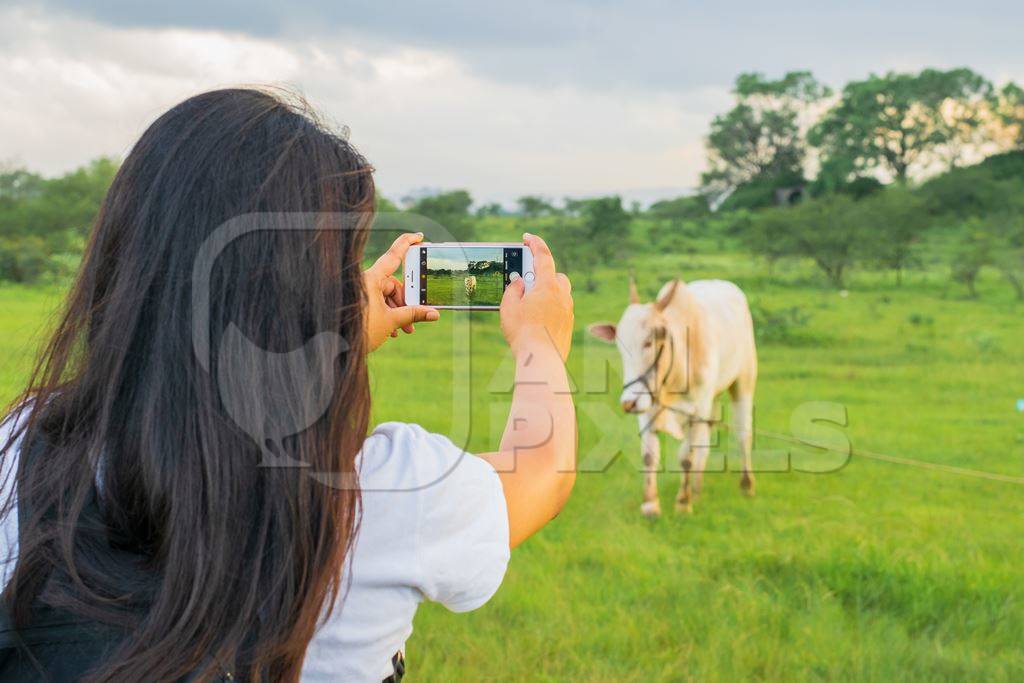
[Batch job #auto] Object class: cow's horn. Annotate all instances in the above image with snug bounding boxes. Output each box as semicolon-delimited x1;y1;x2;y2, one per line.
628;273;640;304
655;279;680;312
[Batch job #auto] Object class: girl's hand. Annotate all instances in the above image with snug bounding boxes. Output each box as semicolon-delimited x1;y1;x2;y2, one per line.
500;233;574;361
364;233;440;352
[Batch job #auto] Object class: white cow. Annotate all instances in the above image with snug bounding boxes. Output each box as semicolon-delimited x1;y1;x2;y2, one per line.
464;275;478;298
589;277;757;516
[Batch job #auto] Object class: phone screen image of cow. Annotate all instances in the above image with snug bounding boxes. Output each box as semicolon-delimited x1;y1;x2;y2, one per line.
422;246;516;306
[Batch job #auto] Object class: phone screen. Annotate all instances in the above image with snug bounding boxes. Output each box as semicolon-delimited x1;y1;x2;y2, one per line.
419;246;523;307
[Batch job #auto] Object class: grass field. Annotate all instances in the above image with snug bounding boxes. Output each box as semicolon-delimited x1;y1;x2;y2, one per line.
426;270;505;306
2;231;1023;681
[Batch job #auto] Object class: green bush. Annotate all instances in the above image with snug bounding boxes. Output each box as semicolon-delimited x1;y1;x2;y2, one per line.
837;176;885;200
977;150;1024;180
0;236;49;283
719;172;806;212
647;195;709;222
917;166;1018;221
749;301;818;345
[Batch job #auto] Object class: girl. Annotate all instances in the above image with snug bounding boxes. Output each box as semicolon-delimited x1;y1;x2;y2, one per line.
0;88;575;682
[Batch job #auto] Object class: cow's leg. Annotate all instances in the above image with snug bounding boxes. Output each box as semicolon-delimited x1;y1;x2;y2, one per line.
640;426;661;517
688;417;712;497
732;392;755;496
674;422;694;513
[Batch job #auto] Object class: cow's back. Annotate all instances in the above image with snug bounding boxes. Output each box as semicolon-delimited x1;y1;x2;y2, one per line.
688;279;756;392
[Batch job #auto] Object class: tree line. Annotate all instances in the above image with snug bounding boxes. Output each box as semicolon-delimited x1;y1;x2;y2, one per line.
2;65;1022;297
695;67;1023;295
0;159;118;282
702;68;1022;205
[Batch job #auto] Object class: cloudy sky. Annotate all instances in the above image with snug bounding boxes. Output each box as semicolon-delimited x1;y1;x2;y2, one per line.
1;1;1022;206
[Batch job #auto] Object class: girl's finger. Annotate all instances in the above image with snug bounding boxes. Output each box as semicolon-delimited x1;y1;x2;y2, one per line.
387;276;407;308
390;305;440;328
370;232;424;276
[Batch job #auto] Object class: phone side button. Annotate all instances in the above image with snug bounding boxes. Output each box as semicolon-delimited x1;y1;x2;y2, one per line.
524;271;536;283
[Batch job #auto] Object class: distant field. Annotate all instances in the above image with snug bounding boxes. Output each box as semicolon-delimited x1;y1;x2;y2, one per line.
426;270;504;306
2;224;1023;681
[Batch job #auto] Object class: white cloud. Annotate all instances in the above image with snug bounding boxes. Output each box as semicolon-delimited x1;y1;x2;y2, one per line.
0;7;725;204
8;4;1020;206
0;8;302;171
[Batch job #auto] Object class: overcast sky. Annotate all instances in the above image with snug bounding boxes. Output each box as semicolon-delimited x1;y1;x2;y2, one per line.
1;1;1022;206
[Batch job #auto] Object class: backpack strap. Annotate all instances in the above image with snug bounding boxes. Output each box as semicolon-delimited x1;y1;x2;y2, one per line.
0;436;131;679
1;437;240;681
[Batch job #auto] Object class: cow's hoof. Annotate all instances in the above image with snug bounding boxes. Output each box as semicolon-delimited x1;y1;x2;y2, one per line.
740;475;756;497
674;498;692;514
640;500;661;517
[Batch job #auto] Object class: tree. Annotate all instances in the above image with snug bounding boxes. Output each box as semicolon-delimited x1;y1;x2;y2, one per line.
992;82;1024;151
702;71;829;203
475;202;503;217
928;69;995;168
516;195;556;217
751;195;862;287
410;190;474;240
950;221;993;298
562;197;587;216
0;158;118;283
744;206;796;275
546;221;600;292
647;195;709;223
810;68;993;184
853;187;929;284
581;196;631;265
0;236;48;283
0;158;117;240
991;215;1024;300
983;194;1024;299
646;195;710;251
365;194;401;257
0;168;44;210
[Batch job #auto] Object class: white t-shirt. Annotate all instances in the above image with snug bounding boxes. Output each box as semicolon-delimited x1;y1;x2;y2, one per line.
0;418;510;682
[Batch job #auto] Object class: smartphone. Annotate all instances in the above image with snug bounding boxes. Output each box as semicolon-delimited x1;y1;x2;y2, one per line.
404;242;535;310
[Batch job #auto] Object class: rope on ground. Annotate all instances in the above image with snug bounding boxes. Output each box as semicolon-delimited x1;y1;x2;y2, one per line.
749;426;1024;486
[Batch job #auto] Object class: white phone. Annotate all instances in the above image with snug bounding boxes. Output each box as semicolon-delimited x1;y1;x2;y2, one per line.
404;242;535;310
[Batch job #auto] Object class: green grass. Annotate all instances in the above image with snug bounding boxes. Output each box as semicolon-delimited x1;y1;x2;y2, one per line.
0;285;66;400
2;243;1023;681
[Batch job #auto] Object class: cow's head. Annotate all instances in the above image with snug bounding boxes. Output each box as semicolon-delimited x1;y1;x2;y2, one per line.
588;277;681;414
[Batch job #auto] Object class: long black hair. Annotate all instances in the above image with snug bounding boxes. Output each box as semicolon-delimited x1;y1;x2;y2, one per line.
0;87;375;681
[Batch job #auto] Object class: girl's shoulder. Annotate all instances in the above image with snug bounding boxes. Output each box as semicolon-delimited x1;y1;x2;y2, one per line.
359;421;496;495
355;421;510;612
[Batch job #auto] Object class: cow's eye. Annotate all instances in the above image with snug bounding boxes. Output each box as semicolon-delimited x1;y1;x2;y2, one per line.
642;339;653;349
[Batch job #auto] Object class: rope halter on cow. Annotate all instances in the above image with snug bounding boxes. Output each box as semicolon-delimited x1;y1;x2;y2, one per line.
626;329;718;436
621;277;718;435
621;331;675;400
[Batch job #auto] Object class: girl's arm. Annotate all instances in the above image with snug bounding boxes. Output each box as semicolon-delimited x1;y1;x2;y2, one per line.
479;233;576;548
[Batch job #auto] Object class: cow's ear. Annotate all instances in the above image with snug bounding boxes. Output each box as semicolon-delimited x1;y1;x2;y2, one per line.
587;322;617;342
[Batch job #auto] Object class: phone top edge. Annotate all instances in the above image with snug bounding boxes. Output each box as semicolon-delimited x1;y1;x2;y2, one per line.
416;242;526;247
430;305;501;310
